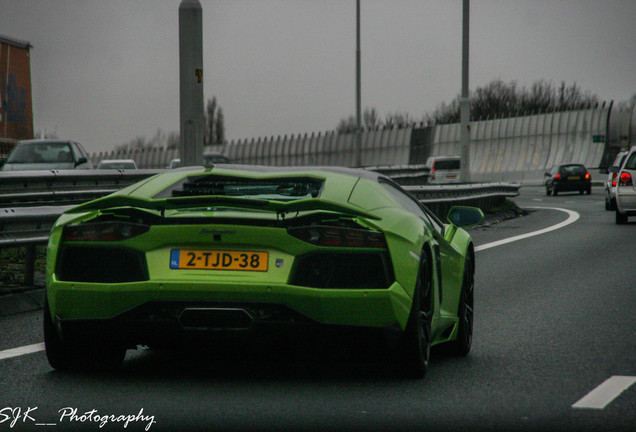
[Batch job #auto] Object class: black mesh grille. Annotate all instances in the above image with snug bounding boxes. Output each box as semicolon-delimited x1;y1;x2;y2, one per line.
290;252;393;289
58;246;148;283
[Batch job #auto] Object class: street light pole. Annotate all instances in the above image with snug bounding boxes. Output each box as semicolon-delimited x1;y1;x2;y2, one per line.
355;0;362;167
179;0;204;167
460;0;471;183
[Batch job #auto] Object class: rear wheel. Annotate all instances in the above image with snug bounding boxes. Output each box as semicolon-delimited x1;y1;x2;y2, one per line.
546;186;552;196
44;299;125;371
616;210;628;225
398;251;432;379
446;254;474;356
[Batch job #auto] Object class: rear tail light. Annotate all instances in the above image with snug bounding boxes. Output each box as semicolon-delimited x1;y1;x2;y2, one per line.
288;226;387;248
585;173;591;180
555;174;561;180
619;172;633;186
63;222;149;241
612;172;618;187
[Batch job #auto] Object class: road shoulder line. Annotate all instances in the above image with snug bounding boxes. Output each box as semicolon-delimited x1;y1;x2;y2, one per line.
475;206;580;252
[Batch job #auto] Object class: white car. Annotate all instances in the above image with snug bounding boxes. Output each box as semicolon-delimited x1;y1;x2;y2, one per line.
614;145;636;224
426;156;461;184
604;151;628;210
97;159;137;170
1;139;93;171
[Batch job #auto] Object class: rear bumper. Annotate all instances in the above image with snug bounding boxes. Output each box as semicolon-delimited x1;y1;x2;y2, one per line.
616;188;636;214
552;180;591;192
53;299;404;348
47;279;412;336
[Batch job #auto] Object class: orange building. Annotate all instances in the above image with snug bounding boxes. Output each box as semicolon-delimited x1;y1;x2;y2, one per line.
0;34;33;156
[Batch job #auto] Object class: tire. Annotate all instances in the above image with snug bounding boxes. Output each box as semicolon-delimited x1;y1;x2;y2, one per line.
44;298;125;371
553;187;558;196
446;254;474;356
546;187;551;196
398;251;432;379
605;197;610;211
616;210;628;225
586;187;592;195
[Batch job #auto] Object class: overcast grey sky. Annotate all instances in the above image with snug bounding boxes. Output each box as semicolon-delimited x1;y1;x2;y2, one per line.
1;0;635;154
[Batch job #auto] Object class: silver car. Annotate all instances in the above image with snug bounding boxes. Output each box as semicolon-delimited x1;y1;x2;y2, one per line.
1;139;93;171
604;151;628;210
614;146;636;224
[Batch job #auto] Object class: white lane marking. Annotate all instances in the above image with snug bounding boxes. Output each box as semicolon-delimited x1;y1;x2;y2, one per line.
475;207;580;252
572;376;636;409
0;342;45;360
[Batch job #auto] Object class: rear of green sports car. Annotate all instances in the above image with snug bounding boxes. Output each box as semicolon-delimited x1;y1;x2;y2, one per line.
44;166;479;376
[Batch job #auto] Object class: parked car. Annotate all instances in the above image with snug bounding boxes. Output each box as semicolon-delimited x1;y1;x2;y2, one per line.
97;159;137;170
604;151;628;210
44;166;483;377
169;154;231;169
545;163;592;196
426;156;461;184
613;146;636;224
1;139;93;171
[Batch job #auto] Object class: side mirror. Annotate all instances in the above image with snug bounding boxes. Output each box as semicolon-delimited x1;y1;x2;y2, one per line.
75;157;88;167
544;171;551;176
447;206;484;228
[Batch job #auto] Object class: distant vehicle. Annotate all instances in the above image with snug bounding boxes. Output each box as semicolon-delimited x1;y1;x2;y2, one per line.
425;156;461;184
1;139;93;171
544;163;592;196
169;154;231;169
613;145;636;224
97;159;137;170
604;151;628;210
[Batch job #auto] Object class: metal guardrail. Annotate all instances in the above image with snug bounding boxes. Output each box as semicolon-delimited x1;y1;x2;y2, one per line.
366;164;430;185
0;167;520;286
0;169;163;207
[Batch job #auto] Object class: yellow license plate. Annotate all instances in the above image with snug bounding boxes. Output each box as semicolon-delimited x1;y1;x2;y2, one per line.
569;176;580;180
170;249;268;271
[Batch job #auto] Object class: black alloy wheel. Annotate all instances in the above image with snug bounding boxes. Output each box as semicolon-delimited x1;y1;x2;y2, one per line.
399;251;432;379
447;254;474;356
44;298;125;371
616;210;628;225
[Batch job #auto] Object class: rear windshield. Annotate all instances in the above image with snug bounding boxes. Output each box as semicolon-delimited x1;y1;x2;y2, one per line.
154;175;324;201
560;165;587;176
625;153;636;170
434;159;460;170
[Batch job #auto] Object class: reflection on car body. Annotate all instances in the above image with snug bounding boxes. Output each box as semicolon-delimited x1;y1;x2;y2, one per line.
44;166;482;378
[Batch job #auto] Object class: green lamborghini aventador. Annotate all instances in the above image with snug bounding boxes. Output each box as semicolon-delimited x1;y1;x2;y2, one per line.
44;165;483;377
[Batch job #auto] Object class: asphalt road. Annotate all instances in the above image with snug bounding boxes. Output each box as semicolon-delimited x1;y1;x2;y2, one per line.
0;185;634;432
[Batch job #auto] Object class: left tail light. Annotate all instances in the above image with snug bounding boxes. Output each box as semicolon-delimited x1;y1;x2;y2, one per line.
63;222;149;242
288;226;387;248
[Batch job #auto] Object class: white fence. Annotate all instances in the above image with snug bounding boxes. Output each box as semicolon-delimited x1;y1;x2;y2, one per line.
91;105;612;184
